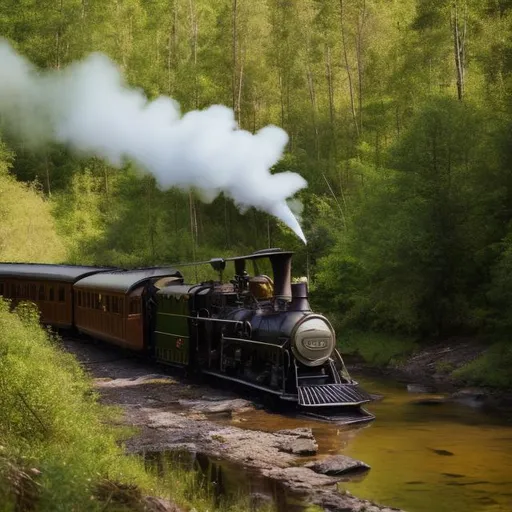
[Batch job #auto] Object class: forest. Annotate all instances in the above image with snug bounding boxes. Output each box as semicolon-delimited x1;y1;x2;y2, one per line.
1;0;512;369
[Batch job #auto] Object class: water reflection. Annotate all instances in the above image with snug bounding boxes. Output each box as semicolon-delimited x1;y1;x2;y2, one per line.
229;375;512;512
144;449;306;511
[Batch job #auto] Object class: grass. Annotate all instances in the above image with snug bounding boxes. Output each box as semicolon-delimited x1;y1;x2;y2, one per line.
0;298;278;511
452;342;512;389
338;330;418;367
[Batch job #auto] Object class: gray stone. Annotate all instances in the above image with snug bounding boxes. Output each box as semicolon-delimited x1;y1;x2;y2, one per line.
178;398;253;414
279;438;318;455
407;383;436;394
305;455;370;477
275;427;314;439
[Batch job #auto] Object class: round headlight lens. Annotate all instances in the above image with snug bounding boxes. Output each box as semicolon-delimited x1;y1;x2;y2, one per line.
291;315;335;367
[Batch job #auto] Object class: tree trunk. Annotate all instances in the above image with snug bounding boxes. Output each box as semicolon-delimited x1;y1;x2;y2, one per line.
451;1;467;101
232;0;238;115
355;0;366;134
307;66;320;161
339;0;359;137
325;45;336;156
168;1;178;94
189;0;199;108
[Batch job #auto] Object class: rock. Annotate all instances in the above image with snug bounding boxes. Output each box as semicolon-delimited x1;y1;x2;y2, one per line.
142;496;183;512
407;384;436;394
178;398;253;414
95;374;176;388
276;427;314;439
304;455;370;477
279;438;318;456
263;467;339;491
449;388;486;408
311;489;401;512
249;492;273;510
410;396;447;405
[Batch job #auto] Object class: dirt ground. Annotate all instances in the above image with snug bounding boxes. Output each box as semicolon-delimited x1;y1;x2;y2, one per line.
61;337;402;512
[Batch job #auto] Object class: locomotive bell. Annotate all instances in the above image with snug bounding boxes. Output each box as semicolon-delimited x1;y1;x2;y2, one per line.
291;315;336;367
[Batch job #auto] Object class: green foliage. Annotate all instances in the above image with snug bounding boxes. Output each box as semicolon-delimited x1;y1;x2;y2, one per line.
0;145;66;263
0;299;153;510
337;330;418;367
452;343;512;388
2;0;512;349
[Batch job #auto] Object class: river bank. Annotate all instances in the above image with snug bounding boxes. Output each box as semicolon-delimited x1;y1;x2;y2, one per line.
344;337;512;411
62;337;400;512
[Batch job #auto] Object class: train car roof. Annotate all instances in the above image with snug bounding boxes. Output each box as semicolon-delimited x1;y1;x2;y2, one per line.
74;268;182;295
0;263;114;283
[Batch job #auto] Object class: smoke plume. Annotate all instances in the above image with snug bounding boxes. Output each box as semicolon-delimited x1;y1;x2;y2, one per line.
0;40;307;243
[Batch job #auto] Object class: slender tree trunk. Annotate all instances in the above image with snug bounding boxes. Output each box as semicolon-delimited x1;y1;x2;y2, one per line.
278;70;285;128
339;0;359;137
325;45;336;156
189;0;198;108
232;0;238;115
56;0;63;69
451;1;467;101
306;66;320;160
355;0;366;134
168;1;178;94
189;191;198;259
224;197;230;248
45;153;51;197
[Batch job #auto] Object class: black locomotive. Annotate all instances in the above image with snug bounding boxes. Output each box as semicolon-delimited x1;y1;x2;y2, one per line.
153;248;373;424
0;248;374;424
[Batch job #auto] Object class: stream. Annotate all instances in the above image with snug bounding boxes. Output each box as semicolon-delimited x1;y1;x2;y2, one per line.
217;374;512;512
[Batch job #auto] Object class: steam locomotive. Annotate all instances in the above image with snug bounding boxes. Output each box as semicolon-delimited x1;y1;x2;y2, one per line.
0;249;374;424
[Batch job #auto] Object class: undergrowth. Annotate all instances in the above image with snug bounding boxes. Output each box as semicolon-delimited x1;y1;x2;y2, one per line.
338;330;418;367
452;342;512;389
0;299;276;511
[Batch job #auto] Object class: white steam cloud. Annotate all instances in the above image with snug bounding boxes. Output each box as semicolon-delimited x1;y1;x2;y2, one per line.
0;40;307;243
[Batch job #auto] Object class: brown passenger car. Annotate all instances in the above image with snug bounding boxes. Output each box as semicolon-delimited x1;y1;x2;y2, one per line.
0;264;111;328
73;268;182;351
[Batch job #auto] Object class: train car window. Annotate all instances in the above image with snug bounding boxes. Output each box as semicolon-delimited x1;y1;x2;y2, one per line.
58;286;65;302
129;299;140;315
49;287;55;301
104;296;110;312
111;296;118;314
0;282;4;296
39;285;45;301
11;283;17;298
30;284;37;300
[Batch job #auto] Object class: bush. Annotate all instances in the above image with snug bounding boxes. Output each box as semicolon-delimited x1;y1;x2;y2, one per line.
0;151;66;263
338;330;418;367
0;299;154;511
452;343;512;389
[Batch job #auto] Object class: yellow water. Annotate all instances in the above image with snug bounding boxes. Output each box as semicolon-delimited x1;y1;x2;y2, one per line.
232;375;512;512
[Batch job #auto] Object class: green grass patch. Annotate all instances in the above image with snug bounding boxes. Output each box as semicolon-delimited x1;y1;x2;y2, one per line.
0;299;276;511
338;330;418;367
452;343;512;389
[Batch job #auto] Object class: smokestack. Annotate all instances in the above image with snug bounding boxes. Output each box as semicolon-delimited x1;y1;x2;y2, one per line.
270;252;292;304
289;282;311;311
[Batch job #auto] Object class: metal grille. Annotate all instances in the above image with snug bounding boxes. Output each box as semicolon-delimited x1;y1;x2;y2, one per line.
298;384;370;406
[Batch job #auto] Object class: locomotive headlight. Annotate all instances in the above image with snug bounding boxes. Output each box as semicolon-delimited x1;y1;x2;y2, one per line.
291;315;336;367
